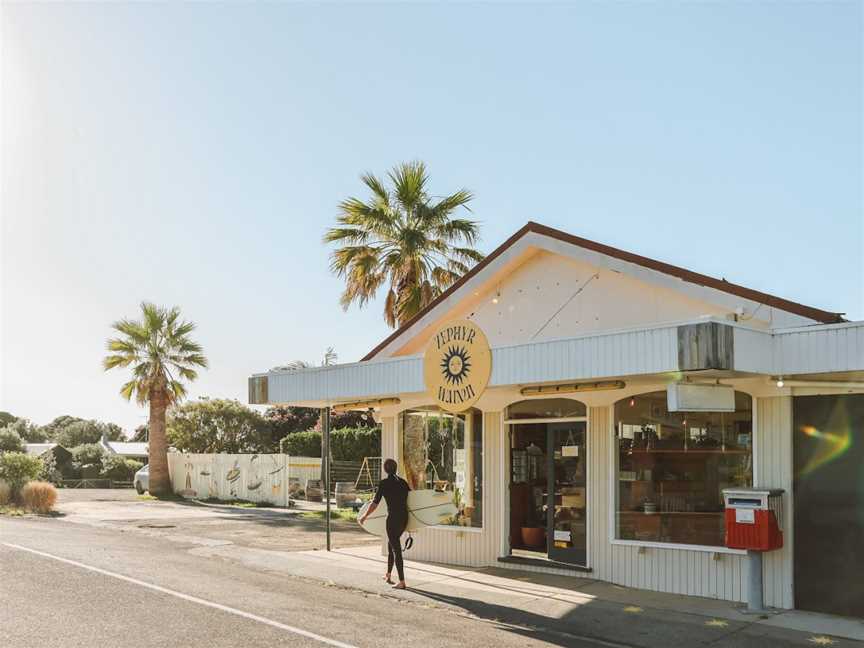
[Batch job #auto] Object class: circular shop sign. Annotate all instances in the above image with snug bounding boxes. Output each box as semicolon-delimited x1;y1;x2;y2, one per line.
423;319;492;413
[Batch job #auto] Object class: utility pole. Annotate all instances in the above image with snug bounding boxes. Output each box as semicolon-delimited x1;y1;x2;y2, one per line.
321;406;331;552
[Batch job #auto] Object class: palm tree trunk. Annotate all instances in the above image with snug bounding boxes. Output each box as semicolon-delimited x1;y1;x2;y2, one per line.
147;389;170;495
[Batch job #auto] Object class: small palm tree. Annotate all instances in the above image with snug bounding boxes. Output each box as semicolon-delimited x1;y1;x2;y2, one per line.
271;347;337;372
103;303;207;495
325;161;484;328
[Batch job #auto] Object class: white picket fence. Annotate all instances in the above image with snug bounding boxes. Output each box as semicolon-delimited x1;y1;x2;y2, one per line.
167;453;322;506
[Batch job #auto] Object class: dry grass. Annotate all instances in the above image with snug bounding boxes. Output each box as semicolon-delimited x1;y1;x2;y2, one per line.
0;479;10;506
21;481;58;514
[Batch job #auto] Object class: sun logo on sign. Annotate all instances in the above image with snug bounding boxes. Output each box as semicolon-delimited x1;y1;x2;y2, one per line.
440;345;471;386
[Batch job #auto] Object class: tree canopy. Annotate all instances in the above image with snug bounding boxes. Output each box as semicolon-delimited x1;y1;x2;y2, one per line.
324;161;483;327
167;399;269;454
3;418;48;443
0;428;24;453
53;420;124;448
0;411;18;428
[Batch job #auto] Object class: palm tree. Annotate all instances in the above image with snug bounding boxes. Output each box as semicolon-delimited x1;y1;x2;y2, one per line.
103;303;207;495
324;161;484;328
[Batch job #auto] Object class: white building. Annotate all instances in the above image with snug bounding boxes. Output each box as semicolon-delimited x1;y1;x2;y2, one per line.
249;222;863;618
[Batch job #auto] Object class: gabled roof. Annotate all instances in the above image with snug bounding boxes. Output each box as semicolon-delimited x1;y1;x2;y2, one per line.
362;221;845;361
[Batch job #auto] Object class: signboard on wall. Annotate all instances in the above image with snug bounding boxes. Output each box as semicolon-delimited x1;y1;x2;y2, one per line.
423;319;492;413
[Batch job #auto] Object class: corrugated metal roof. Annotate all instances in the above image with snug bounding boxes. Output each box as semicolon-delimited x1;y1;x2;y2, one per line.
104;441;148;456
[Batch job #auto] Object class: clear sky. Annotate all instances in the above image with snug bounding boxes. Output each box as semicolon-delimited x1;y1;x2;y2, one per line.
1;2;861;434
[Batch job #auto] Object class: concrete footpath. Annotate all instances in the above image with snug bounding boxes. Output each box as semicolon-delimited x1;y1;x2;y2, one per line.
193;542;864;645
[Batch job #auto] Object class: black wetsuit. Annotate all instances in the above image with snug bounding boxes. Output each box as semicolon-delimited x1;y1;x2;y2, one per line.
373;474;410;581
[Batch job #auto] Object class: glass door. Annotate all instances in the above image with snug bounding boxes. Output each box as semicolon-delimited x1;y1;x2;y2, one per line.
547;422;587;565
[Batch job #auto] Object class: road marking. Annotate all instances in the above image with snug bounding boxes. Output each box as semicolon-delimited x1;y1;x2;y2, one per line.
2;542;357;648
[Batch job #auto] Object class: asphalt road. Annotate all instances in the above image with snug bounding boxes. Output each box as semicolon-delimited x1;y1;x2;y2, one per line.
0;516;602;648
3;492;855;648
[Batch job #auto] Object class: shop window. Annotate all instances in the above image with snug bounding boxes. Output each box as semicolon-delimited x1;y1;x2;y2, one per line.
401;407;483;527
614;390;753;547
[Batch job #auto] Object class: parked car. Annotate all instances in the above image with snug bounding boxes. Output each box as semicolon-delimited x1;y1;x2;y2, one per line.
134;464;149;494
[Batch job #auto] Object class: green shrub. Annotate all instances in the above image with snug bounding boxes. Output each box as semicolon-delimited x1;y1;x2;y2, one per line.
125;459;144;477
0;452;43;496
21;481;57;513
330;427;380;461
37;451;63;485
280;430;320;456
100;455;142;480
71;443;106;469
280;427;380;461
0;428;24;453
0;479;10;505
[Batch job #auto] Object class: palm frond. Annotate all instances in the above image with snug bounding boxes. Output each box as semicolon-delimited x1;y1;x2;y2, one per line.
323;226;370;246
433;218;481;245
325;161;481;328
389;161;428;215
322;347;338;366
103;354;135;370
104;303;207;406
360;172;390;205
449;246;485;264
427;190;474;222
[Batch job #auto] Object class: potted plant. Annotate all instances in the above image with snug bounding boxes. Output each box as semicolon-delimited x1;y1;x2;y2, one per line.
520;500;545;548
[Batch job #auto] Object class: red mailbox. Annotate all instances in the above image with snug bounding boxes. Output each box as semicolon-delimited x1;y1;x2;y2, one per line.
722;488;784;551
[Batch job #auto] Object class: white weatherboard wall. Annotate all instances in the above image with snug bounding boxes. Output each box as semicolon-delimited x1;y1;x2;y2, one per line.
754;397;794;610
381;400;794;608
167;454;321;506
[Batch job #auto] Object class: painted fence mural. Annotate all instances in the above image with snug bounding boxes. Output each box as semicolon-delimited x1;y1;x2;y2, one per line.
167;454;322;506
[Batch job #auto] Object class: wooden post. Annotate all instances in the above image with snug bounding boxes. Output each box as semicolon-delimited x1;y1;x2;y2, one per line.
322;407;331;552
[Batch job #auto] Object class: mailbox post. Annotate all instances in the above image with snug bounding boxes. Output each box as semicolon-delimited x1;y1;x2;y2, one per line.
722;488;784;613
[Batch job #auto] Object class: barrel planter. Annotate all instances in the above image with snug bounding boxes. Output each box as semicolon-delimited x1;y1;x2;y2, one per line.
334;482;357;508
305;479;323;502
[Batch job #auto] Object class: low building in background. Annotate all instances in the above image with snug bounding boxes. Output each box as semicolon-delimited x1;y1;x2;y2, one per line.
99;435;148;463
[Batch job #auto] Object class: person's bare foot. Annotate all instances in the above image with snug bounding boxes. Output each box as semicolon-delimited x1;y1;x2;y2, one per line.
392;581;407;590
383;574;395;585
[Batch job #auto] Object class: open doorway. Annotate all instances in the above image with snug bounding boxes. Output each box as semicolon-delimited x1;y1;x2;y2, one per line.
507;398;588;566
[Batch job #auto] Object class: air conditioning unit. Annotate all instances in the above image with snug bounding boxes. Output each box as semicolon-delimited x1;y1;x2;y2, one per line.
667;382;735;412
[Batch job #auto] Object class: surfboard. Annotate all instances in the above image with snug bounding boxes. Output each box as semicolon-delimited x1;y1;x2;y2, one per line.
357;489;458;537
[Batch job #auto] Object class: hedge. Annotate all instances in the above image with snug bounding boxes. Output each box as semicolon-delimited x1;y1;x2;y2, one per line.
279;427;380;461
0;452;43;496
